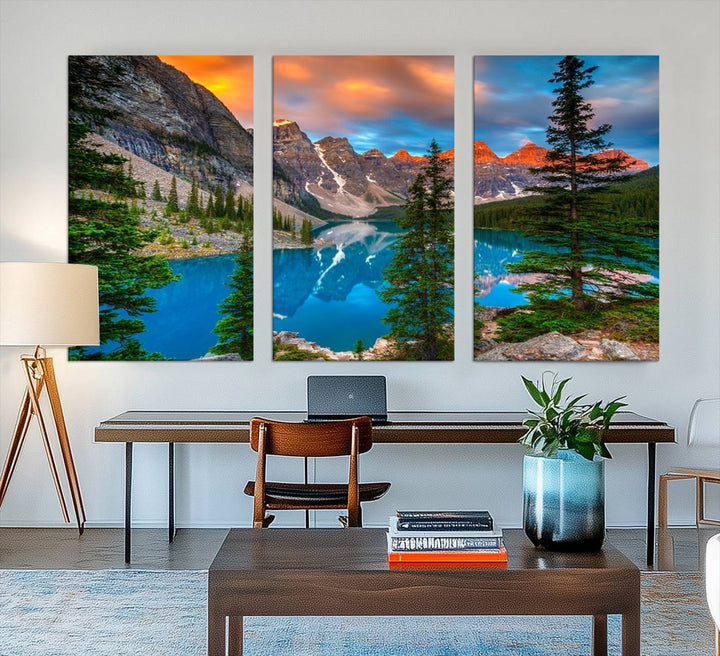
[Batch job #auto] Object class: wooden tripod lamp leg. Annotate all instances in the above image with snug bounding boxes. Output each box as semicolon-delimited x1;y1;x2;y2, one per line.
20;356;72;524
1;360;70;523
42;357;86;533
0;353;85;533
0;390;34;506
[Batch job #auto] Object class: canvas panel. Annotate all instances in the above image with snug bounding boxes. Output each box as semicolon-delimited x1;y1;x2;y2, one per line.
68;55;254;361
473;55;659;362
272;55;455;362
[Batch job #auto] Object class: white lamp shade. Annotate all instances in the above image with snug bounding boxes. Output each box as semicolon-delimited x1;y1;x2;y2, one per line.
0;262;100;346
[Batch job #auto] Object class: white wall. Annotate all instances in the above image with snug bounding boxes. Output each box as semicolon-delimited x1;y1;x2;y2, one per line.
1;0;718;530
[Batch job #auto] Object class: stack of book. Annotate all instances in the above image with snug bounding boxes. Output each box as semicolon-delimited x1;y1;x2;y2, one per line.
387;510;507;567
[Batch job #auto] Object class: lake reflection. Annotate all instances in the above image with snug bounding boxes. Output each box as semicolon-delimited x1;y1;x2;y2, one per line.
473;229;659;307
273;220;402;352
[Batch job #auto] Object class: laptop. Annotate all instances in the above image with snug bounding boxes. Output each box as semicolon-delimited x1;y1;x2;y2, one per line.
306;375;389;425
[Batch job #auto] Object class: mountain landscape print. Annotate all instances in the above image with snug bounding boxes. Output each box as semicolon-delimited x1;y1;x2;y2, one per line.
473;55;659;361
272;55;455;361
68;56;253;361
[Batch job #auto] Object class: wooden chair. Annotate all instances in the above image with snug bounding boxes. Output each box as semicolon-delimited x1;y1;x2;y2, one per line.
244;416;391;528
658;398;720;529
658;468;720;527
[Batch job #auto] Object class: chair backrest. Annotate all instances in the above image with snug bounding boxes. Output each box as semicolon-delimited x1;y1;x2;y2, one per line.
249;417;373;457
687;398;720;447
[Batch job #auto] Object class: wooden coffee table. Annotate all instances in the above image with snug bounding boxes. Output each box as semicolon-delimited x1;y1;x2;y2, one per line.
208;528;640;656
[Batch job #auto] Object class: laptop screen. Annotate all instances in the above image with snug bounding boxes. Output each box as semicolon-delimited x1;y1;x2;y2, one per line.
306;375;388;423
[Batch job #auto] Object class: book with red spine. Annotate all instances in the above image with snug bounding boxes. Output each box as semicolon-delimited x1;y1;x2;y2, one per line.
387;544;508;564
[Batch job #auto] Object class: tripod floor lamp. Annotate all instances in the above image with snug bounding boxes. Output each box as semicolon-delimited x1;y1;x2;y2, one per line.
0;262;99;533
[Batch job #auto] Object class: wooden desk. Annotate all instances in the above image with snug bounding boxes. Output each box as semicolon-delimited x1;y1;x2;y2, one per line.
94;411;675;564
207;528;641;656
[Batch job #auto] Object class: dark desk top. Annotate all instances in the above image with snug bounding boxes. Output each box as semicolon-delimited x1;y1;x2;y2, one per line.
95;410;675;444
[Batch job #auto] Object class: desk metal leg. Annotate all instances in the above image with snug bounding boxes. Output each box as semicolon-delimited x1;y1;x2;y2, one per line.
169;443;175;542
125;442;132;564
304;456;310;528
646;442;656;566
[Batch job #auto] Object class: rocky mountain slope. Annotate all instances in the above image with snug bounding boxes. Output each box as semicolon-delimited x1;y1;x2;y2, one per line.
272;118;648;218
273;119;411;218
473;141;648;203
70;56;253;192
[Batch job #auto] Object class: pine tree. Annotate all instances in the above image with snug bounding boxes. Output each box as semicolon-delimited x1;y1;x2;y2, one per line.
214;185;225;217
508;56;658;311
354;339;365;360
210;229;253;360
300;218;313;245
166;176;179;214
204;190;215;219
379;139;454;360
151;179;163;201
225;186;236;222
68;56;178;360
238;195;248;227
186;178;201;219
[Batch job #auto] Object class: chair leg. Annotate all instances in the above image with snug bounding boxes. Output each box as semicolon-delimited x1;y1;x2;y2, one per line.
658;474;669;528
697;477;704;527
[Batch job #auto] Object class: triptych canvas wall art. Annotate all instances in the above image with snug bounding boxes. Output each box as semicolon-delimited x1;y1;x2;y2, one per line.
67;54;658;362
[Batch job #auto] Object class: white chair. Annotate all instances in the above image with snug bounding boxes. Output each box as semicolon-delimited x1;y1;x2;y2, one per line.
707;532;720;656
659;398;720;528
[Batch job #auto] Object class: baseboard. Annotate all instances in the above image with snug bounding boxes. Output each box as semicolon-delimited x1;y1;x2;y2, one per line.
1;520;700;530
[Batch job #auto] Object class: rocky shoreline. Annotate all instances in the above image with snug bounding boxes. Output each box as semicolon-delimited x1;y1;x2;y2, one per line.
274;331;395;361
474;307;658;361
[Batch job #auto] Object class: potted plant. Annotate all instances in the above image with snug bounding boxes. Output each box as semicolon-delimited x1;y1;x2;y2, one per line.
519;372;626;551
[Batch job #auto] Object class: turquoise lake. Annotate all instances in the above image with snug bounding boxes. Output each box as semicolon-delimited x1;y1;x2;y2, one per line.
273;220;403;352
93;226;658;359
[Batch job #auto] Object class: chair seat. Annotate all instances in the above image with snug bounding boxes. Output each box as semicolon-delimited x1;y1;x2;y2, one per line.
244;481;390;509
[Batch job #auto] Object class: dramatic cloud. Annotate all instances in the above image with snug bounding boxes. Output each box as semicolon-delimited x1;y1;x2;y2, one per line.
274;56;454;156
159;56;253;129
474;55;659;165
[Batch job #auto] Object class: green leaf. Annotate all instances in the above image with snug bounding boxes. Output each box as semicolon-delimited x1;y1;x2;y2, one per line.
552;376;571;404
566;394;587;409
522;376;547;407
575;442;596;461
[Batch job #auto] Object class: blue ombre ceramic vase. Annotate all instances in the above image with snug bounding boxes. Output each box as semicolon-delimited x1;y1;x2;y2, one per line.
523;449;606;551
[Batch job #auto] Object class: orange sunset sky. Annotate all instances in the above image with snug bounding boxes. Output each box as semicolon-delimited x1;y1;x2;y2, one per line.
274;55;454;156
159;56;253;128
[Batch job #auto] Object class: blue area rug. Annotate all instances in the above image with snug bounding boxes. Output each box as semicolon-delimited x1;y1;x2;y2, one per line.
0;569;714;655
